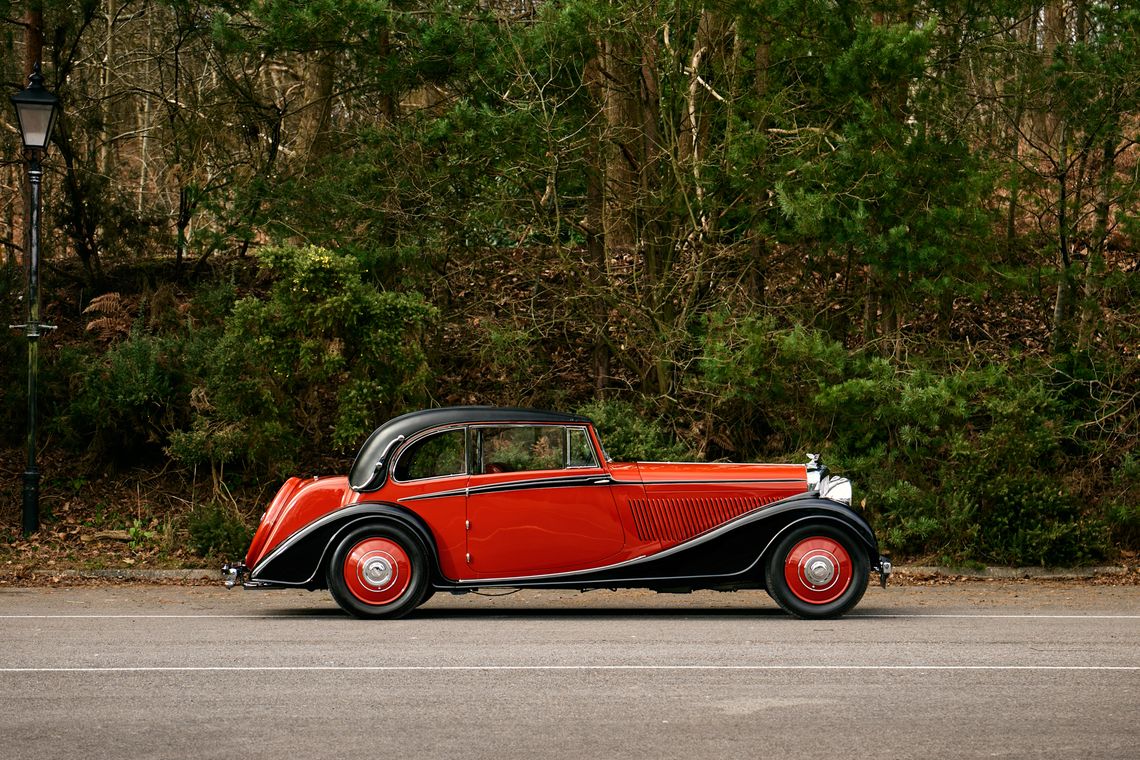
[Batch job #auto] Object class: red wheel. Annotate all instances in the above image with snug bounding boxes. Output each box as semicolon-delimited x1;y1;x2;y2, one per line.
783;536;854;605
342;537;412;606
327;524;428;619
766;524;868;619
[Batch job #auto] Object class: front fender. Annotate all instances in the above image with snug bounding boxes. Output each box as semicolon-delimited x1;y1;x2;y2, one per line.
249;503;438;589
753;496;881;559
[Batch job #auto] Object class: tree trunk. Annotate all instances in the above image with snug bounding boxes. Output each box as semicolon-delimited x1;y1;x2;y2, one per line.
300;52;336;167
1051;147;1075;355
584;52;610;393
1043;1;1074;356
1077;138;1116;350
601;36;640;259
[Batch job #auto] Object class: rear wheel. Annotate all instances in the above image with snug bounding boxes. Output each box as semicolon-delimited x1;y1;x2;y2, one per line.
765;524;868;619
327;524;428;619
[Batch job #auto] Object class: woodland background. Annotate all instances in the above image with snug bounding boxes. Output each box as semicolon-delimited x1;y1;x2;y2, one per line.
1;0;1137;567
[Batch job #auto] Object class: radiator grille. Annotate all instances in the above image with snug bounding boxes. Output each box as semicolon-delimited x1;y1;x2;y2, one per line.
627;495;776;543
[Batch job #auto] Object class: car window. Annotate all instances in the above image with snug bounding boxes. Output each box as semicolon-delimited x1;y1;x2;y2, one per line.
393;429;466;481
480;425;597;474
568;427;598;467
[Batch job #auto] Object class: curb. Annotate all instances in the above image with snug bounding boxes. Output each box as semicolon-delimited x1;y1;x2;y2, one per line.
26;568;219;581
894;565;1133;580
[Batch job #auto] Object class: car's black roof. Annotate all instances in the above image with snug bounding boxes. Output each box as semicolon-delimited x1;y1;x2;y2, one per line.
348;406;592;491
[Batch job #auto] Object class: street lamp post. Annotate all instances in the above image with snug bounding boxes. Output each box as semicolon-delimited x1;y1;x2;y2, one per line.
10;63;59;536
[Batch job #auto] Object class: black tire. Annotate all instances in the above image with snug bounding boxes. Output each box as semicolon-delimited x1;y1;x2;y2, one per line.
326;523;428;619
765;523;869;619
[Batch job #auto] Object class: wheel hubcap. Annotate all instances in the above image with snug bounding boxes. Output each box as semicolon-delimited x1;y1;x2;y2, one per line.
805;556;836;586
343;537;412;606
784;536;853;605
361;554;394;589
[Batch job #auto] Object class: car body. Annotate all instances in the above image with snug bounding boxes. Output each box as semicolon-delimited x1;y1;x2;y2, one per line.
224;406;891;619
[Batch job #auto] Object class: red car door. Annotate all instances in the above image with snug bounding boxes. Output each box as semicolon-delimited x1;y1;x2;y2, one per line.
465;424;625;578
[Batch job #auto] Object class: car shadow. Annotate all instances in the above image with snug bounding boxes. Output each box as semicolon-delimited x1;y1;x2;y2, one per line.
258;604;837;620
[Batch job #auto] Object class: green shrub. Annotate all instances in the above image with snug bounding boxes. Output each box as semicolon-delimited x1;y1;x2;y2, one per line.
1106;454;1140;551
169;244;437;476
62;332;198;463
697;316;1114;566
185;502;254;560
697;314;848;455
577;399;695;462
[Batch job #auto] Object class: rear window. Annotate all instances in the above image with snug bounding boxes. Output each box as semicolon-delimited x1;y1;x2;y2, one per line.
393;429;467;481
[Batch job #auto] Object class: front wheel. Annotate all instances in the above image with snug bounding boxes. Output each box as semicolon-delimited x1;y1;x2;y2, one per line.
765;524;869;619
326;524;428;619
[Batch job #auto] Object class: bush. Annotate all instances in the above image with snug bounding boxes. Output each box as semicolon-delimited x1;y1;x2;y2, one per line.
696;316;1114;566
62;332;202;464
577;399;695;462
169;245;437;476
1106;455;1140;551
185;502;254;560
819;361;1111;566
697;314;848;455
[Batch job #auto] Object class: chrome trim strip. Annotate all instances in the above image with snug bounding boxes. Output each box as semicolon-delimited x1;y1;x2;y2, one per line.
397;473;610;503
620;478;804;486
467;474;608;496
398;487;469;503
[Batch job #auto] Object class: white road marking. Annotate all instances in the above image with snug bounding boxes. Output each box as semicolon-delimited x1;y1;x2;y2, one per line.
0;665;1136;673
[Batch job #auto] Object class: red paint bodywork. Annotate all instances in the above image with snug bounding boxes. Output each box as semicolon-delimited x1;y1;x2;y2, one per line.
244;424;810;582
245;475;352;568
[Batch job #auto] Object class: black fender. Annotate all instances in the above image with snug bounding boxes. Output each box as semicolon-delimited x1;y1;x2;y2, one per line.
749;495;881;562
612;496;880;586
249;502;440;589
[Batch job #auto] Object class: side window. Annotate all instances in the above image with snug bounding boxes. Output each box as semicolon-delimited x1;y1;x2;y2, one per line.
479;426;565;474
567;428;598;468
393;429;466;481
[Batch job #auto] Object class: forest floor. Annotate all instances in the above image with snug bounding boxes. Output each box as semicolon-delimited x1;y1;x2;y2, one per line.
0;444;270;578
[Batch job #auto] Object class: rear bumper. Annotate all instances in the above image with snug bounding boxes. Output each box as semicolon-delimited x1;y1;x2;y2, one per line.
221;562;248;588
222;562;282;589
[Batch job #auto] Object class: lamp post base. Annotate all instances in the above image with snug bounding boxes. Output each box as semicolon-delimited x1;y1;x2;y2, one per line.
22;469;39;536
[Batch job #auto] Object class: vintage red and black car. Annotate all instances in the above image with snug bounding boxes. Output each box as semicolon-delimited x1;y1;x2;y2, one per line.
224;406;891;619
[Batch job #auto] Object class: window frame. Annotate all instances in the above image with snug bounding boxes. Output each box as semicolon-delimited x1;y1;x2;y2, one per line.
390;425;469;484
470;424;600;475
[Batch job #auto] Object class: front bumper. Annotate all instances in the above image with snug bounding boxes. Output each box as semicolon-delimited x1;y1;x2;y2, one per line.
876;556;893;588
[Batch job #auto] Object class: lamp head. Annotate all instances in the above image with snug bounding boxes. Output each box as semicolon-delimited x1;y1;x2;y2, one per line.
11;63;60;153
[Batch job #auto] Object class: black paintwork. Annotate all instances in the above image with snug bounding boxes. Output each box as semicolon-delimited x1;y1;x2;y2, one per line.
252;503;437;588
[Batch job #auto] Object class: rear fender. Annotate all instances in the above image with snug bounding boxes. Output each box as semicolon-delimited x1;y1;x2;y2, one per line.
249;503;437;589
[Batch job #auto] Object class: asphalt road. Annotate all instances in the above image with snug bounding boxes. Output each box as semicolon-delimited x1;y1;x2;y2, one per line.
1;582;1137;759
